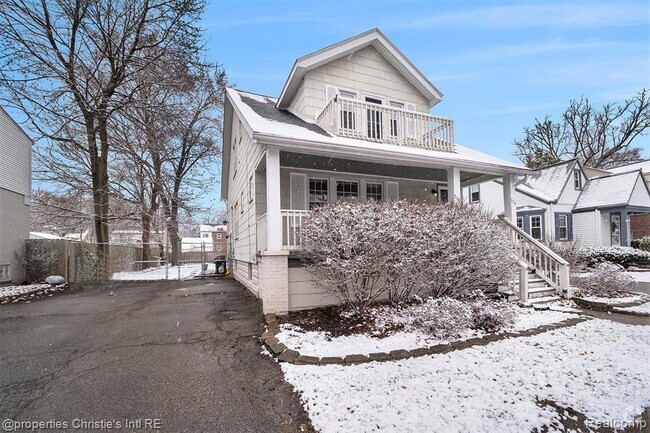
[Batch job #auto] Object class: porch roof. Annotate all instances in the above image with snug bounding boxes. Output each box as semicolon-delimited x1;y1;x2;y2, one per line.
227;88;530;177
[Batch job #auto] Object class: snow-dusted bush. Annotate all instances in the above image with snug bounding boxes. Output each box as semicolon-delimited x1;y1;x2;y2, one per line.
639;237;650;252
300;200;518;314
582;246;650;268
471;299;516;332
17;242;60;283
544;239;587;268
571;262;636;294
404;297;473;339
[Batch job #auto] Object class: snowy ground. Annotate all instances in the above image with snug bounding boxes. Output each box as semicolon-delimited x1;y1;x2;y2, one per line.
613;302;650;316
627;271;650;283
0;284;51;300
277;307;573;357
578;294;646;304
282;319;650;433
111;263;205;281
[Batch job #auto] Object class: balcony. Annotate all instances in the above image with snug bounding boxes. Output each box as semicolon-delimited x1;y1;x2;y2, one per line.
316;96;455;152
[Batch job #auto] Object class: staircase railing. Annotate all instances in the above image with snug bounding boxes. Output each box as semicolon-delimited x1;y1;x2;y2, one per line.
499;216;570;298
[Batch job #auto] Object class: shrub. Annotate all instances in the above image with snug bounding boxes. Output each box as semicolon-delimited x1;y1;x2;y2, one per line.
582;246;650;268
405;297;474;339
639;237;650;252
544;239;587;268
300;200;519;315
16;242;60;283
571;262;636;295
471;299;516;332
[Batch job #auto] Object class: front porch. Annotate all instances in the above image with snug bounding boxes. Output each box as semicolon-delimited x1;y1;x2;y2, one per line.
254;150;521;253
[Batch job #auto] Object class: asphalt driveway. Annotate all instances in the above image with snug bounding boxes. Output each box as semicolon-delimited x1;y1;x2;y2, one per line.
0;279;312;432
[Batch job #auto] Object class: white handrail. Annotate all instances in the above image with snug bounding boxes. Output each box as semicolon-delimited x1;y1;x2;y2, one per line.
281;209;309;250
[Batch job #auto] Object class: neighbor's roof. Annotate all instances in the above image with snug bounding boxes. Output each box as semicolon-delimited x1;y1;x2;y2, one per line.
574;170;643;210
515;160;577;203
227;88;528;175
276;28;443;109
608;160;650;175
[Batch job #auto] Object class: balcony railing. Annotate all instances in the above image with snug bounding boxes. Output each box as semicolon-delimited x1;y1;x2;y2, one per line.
316;96;455;152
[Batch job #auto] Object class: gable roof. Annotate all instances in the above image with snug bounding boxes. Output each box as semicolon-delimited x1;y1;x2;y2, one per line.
515;160;578;203
607;159;650;175
276;28;443;109
574;170;648;211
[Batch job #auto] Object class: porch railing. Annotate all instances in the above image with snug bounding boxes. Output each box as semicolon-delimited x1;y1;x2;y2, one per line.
282;209;309;250
316;96;454;152
499;216;570;297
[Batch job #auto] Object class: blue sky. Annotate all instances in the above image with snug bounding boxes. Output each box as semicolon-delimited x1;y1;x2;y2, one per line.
203;0;650;166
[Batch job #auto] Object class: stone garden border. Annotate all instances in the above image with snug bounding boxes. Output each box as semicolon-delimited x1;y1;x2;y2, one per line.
261;313;592;366
571;294;650;314
0;284;69;305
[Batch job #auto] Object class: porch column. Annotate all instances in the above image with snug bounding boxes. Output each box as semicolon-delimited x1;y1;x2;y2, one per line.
266;147;282;251
446;167;461;201
503;174;517;222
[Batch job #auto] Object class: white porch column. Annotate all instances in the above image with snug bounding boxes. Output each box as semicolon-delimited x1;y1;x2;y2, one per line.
266;147;282;251
446;167;461;201
502;174;517;222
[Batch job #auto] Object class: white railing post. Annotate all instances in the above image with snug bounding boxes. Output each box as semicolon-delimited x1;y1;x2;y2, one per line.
559;263;570;299
518;263;529;303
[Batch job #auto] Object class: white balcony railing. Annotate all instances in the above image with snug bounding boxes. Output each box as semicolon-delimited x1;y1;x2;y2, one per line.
316;96;455;152
282;209;309;250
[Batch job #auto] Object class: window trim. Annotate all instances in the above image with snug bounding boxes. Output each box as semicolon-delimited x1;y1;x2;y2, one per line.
574;169;582;190
308;177;329;209
530;215;542;240
516;217;524;230
335;179;360;200
365;181;383;201
557;214;569;241
469;184;480;203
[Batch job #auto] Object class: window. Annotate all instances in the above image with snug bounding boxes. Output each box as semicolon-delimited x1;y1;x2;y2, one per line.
366;182;383;201
557;214;568;240
216;233;222;240
217;245;222;251
574;169;582;190
248;175;254;202
389;101;404;137
516;217;524;230
336;180;359;199
365;96;383;140
530;215;542;240
309;178;328;209
202;233;210;238
469;184;480;203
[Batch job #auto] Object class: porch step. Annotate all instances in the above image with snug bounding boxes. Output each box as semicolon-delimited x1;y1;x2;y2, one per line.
527;295;562;305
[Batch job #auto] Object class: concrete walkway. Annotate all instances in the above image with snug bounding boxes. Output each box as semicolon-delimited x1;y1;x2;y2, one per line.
0;279;312;432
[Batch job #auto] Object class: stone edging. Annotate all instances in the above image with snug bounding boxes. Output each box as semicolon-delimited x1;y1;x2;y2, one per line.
0;284;69;305
261;313;592;366
572;294;650;314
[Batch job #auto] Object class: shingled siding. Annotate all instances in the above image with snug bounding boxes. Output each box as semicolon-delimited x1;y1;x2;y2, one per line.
294;45;430;120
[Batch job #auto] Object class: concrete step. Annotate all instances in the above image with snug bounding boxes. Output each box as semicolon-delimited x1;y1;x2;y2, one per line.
528;295;562;305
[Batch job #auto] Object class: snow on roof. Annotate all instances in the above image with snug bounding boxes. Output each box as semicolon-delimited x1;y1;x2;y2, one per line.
574;171;641;210
228;88;527;173
608;160;650;175
516;160;576;203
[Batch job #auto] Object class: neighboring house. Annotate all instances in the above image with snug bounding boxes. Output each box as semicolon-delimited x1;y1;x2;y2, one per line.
463;159;650;247
0;107;32;284
199;224;227;255
110;229;143;245
607;160;650;240
221;29;557;314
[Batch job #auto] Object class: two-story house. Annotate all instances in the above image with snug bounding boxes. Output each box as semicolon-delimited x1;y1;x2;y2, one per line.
220;29;567;314
0;107;32;284
463;159;650;247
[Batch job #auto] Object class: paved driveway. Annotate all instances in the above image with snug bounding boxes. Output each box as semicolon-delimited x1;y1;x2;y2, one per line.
0;279;312;432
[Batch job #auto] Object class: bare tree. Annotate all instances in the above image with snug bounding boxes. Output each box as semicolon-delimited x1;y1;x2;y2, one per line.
0;0;204;276
514;89;650;169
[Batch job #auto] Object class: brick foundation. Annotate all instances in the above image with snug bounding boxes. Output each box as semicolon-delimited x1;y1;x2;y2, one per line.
257;252;289;315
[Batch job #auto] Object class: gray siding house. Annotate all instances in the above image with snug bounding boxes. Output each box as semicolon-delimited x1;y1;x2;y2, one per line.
0;107;32;284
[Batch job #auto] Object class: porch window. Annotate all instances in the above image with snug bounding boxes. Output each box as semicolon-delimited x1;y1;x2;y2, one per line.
309;178;328;209
366;182;383;201
516;217;524;229
574;169;582;190
389;101;403;137
530;215;542;240
336;180;359;199
469;184;480;203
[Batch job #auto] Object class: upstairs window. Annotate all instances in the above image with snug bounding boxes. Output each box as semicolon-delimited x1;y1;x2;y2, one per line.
574;169;582;190
366;182;383;201
557;214;569;240
469;184;480;203
309;178;328;209
336;180;359;200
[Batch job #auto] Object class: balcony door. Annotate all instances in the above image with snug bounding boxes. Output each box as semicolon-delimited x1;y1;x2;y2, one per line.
364;96;383;140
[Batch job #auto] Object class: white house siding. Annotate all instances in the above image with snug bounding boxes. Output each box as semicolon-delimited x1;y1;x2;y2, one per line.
463;180;505;216
227;110;265;288
280;167;438;208
0;188;29;283
288;266;338;311
0;108;31;284
600;213;613;247
292;45;430;120
629;176;650;206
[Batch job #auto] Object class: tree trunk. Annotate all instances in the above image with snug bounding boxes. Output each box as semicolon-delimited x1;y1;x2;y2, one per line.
94;117;111;279
142;211;151;269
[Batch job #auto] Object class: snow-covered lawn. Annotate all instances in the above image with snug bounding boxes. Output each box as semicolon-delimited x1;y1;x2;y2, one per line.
282;319;650;433
0;283;51;300
112;263;205;281
627;271;650;283
277;307;573;357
